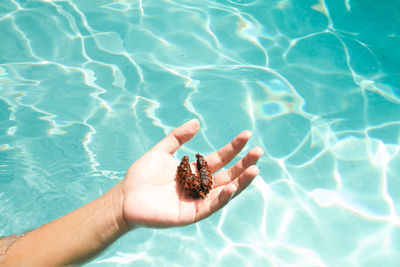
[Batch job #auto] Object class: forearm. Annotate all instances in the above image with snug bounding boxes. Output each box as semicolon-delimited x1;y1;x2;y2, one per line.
3;183;129;266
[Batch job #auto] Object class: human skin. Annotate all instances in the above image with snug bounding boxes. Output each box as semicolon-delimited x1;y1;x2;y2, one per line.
2;119;263;266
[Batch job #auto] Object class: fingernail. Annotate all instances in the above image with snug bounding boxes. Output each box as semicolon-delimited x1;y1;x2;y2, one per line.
186;118;198;124
229;185;237;200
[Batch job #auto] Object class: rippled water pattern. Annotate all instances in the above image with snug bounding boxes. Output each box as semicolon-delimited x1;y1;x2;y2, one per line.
1;0;400;266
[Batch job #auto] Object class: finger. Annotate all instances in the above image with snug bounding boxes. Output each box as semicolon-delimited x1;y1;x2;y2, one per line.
205;130;252;173
152;119;200;154
214;146;264;187
195;166;259;221
229;165;260;198
195;183;237;222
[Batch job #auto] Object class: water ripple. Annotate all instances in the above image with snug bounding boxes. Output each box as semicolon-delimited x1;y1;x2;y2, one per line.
0;0;399;266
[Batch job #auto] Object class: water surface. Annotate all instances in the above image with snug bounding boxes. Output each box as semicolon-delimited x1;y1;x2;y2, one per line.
1;0;400;266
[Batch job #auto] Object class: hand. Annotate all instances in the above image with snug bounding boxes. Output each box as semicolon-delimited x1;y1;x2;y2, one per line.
121;119;263;228
2;119;264;266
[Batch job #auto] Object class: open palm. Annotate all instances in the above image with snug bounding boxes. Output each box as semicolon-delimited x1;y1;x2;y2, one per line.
121;119;263;228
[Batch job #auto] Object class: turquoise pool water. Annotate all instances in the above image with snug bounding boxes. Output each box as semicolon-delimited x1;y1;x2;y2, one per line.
1;0;400;266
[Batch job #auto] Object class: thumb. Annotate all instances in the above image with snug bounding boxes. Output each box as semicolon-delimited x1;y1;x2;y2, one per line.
152;119;200;154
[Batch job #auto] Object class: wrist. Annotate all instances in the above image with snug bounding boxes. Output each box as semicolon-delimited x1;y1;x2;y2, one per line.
107;183;130;236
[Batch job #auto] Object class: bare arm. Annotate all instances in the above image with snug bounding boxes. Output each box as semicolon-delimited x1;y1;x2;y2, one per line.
3;184;127;266
2;119;263;266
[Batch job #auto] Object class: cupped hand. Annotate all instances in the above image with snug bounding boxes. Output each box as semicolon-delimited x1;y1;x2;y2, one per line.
121;119;263;228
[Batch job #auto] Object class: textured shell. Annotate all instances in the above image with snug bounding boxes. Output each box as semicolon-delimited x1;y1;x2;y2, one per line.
176;154;213;198
195;153;213;198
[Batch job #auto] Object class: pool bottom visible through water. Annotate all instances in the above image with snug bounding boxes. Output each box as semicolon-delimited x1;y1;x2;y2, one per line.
0;0;400;266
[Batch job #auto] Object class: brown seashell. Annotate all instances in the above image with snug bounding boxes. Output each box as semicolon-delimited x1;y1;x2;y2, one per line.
176;153;213;198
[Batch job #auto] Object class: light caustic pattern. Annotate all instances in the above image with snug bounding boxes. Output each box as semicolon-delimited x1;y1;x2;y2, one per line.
0;0;400;266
